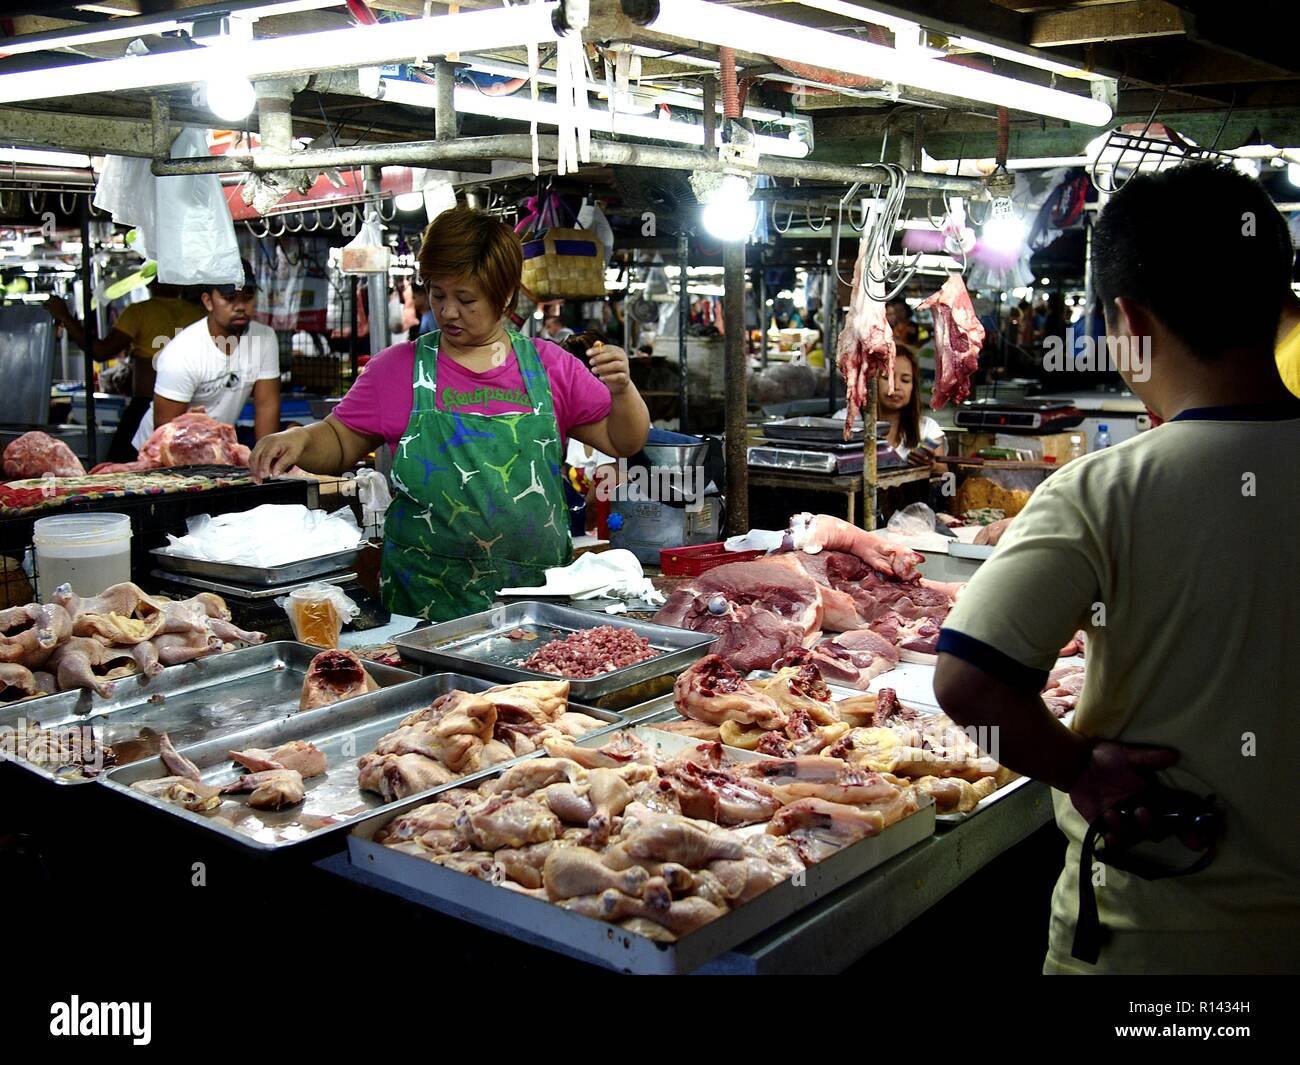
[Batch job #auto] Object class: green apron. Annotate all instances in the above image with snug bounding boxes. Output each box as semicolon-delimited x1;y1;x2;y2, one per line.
379;329;572;621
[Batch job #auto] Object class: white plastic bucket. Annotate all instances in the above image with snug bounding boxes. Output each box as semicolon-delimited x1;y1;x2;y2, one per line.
33;513;132;600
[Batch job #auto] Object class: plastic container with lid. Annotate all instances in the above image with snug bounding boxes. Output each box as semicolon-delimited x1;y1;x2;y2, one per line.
33;512;132;599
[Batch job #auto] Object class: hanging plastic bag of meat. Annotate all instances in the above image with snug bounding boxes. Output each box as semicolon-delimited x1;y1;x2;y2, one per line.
835;232;895;441
917;274;985;409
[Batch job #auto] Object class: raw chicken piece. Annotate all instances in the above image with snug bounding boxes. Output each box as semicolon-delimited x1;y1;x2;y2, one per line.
2;431;86;479
541;732;652;769
561;889;725;937
836;233;896;439
751;662;839;726
0;662;52;701
623;817;746;867
650;719;722;743
47;636;137;697
742;756;903;806
357;752;456;802
228;740;327;778
672;656;788;732
131;775;222;811
917;273;984;410
483;757;584;797
373;690;496;774
478;679;570;726
299;649;378;710
132;732;222;811
220;768;306;809
455;795;560;850
766;797;888;846
53;583;162;629
149;630;224;667
159;732;203;781
543;846;651;901
656;759;783;827
0;603;72;668
376;801;461;848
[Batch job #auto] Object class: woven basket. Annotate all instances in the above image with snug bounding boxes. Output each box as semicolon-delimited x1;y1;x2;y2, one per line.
520;227;607;300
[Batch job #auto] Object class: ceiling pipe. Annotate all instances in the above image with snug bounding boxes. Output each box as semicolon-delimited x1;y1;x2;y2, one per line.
148;132;983;191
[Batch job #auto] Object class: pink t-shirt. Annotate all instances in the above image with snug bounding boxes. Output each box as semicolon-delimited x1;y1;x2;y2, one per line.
333;337;612;451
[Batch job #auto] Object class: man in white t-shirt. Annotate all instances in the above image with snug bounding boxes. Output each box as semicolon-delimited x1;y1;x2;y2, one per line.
132;259;281;451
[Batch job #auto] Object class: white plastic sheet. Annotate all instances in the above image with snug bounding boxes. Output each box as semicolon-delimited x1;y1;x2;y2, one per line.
94;129;242;287
164;504;364;567
498;548;664;604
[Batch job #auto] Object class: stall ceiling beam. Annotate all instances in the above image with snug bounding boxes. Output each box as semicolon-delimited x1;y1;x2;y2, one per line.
150;132;984;191
0;106;181;159
1028;1;1189;47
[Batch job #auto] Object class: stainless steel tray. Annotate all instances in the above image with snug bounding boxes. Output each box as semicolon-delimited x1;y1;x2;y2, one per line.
98;673;624;853
150;545;364;586
393;601;718;700
0;642;415;787
149;568;357;600
763;416;863;444
348;723;935;974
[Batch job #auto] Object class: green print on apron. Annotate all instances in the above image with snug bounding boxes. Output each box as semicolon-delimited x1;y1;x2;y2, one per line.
380;329;571;621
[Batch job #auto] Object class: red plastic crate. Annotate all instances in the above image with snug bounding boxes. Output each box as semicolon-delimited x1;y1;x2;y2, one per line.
659;541;765;577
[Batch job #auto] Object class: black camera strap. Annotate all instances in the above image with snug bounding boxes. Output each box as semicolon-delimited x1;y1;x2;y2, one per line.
1071;793;1220;965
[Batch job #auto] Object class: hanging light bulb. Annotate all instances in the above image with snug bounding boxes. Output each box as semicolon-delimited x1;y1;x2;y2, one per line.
699;172;757;242
981;212;1026;254
394;191;426;212
204;72;255;122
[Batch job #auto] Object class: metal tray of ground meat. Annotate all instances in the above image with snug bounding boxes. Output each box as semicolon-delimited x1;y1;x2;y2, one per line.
97;673;624;854
392;601;718;701
347;723;935;975
0;642;415;787
149;545;365;586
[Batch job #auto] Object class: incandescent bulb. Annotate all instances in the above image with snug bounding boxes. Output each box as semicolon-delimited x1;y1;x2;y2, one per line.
394;191;426;213
702;197;757;242
981;215;1026;254
204;73;255;122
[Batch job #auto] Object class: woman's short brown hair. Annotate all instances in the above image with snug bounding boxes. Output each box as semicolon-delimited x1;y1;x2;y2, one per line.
417;206;523;314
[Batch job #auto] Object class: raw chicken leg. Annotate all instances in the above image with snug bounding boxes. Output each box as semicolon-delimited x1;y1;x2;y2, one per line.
0;603;73;667
560;889;725;937
0;662;49;700
149;630;223;667
623;818;746;867
130;731;223;811
48;636;136;697
542;846;650;901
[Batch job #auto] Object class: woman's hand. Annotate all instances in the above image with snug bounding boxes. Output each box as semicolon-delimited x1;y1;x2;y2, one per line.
587;342;631;396
249;428;307;483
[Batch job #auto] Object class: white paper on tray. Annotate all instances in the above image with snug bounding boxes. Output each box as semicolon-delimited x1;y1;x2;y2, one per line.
163;503;364;567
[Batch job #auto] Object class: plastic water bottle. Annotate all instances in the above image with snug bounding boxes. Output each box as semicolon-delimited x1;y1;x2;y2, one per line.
1093;423;1112;450
1067;434;1085;463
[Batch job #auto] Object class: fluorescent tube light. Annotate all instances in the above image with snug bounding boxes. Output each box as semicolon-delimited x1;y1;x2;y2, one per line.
0;5;561;105
381;78;811;159
649;0;1112;126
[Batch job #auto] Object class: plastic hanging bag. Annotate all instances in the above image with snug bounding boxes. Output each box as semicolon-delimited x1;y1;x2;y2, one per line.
886;502;938;538
340;213;390;274
276;582;360;648
94;128;242;286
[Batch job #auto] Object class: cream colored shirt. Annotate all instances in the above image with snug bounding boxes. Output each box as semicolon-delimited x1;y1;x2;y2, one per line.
942;403;1300;974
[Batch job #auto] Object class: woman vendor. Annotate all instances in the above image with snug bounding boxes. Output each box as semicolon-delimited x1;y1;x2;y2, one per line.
249;206;650;620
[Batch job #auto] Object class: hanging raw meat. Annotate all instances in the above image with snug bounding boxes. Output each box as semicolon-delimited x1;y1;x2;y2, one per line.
836;233;895;440
918;274;985;410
